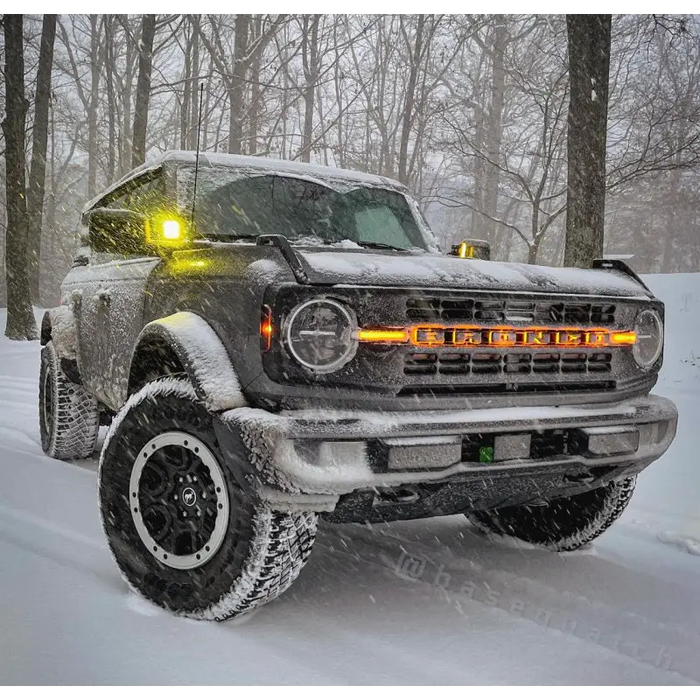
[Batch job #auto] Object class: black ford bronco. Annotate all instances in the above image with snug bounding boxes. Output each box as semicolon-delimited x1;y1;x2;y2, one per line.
39;151;677;620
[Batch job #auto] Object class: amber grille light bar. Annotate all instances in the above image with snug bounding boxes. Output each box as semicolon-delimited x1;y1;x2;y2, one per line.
357;328;410;343
357;325;636;349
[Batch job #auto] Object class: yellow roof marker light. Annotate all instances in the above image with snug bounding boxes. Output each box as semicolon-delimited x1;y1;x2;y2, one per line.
146;213;191;249
162;219;182;240
458;242;475;259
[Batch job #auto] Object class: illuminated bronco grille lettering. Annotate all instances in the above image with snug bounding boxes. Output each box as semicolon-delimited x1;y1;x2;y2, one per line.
407;326;633;349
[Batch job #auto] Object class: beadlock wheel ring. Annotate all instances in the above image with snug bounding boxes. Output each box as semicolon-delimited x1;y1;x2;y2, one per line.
41;366;54;438
129;431;230;570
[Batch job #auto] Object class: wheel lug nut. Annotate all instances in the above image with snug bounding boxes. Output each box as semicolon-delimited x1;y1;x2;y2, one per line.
174;495;178;501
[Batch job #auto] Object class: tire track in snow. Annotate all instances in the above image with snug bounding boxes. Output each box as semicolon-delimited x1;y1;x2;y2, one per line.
318;523;699;683
0;502;120;590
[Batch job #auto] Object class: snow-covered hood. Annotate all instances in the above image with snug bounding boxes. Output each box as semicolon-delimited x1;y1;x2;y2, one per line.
297;249;650;298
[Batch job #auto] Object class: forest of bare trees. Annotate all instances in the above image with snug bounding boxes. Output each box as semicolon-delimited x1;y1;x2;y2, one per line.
1;14;699;323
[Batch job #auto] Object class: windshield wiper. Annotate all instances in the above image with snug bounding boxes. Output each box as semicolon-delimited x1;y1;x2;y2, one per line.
209;233;257;241
354;241;409;252
254;235;413;252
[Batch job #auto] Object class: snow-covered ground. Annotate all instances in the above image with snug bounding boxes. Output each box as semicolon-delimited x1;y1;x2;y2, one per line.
1;274;699;684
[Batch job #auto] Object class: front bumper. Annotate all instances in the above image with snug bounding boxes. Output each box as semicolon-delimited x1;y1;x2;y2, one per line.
214;394;677;513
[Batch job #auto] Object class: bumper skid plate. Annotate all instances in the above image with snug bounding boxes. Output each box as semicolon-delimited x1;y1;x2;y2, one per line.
216;394;677;513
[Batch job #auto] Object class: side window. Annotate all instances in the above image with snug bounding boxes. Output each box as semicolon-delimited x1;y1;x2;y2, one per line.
128;176;165;215
105;190;131;210
101;171;165;215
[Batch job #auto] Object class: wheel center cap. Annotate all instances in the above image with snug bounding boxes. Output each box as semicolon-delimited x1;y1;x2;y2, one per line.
181;486;197;507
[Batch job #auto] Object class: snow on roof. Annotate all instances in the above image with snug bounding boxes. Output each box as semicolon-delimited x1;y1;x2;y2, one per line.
83;150;406;212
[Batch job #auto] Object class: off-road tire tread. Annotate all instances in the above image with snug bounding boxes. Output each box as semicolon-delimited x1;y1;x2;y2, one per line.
98;377;318;622
40;340;99;459
467;477;636;552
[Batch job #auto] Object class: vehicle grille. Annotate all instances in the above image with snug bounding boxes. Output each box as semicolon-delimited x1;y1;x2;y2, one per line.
406;295;616;325
404;351;613;377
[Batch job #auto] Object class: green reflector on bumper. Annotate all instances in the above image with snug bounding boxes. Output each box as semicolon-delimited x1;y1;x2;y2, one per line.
479;446;494;463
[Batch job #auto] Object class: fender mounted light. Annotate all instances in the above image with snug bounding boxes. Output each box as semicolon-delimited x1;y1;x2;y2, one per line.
260;305;274;352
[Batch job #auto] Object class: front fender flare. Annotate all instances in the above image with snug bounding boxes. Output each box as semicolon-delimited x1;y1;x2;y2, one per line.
129;312;247;413
41;306;79;360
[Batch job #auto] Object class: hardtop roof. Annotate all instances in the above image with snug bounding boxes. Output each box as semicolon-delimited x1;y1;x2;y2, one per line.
83;150;407;212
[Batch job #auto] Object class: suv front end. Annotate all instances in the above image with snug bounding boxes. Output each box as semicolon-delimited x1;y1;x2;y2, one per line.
214;271;677;521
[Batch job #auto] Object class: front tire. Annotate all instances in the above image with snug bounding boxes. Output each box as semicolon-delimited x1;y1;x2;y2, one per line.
98;378;317;620
466;477;636;551
39;340;99;459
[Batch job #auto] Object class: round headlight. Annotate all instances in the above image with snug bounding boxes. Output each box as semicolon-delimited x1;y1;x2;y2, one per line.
285;299;357;373
633;309;663;369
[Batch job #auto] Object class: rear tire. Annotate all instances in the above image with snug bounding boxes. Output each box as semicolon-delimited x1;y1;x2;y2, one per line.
39;340;99;459
466;477;636;551
98;377;317;620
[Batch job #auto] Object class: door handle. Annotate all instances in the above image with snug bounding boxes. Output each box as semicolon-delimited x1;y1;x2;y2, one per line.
70;290;82;311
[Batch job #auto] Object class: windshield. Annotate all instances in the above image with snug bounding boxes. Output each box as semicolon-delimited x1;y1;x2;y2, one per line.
180;170;429;251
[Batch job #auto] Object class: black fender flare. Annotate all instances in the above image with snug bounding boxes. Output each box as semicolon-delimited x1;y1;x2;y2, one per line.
41;306;79;358
128;312;247;413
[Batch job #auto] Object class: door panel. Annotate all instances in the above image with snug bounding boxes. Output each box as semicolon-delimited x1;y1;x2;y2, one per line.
66;256;160;410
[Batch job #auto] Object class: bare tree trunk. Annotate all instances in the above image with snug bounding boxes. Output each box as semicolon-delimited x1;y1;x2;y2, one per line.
482;20;507;246
398;15;425;185
202;69;212;150
46;101;58;289
228;14;249;154
120;18;137;175
661;165;682;272
87;15;102;197
564;15;612;267
470;107;486;236
2;15;39;340
132;14;157;167
279;36;290;159
247;15;262;155
188;16;200;150
180;20;192;149
300;15;320;162
105;16;117;181
333;29;345;168
27;13;57;304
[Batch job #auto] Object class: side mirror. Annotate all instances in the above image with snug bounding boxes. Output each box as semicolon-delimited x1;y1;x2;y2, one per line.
87;208;148;255
450;239;491;261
